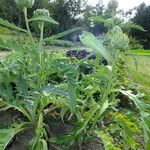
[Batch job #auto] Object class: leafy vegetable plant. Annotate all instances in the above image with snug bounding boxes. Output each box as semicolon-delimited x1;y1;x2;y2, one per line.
0;1;149;150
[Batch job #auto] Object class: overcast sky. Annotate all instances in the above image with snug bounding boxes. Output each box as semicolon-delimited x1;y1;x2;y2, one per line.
88;0;150;11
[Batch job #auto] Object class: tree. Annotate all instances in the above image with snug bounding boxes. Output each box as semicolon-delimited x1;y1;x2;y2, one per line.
131;3;150;49
78;0;105;32
0;0;19;24
95;0;104;16
45;0;86;34
0;0;87;38
104;0;118;18
0;0;47;27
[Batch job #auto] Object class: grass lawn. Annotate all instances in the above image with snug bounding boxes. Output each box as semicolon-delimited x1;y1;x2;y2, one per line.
125;50;150;103
128;49;150;56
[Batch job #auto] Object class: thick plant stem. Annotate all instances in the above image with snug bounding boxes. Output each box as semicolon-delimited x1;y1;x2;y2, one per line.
38;22;44;51
37;22;45;92
23;7;34;43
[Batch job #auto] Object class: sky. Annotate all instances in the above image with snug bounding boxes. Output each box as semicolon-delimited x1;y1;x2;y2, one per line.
88;0;150;11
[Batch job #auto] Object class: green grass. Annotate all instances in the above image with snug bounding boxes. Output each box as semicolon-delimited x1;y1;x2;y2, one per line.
125;54;150;103
128;49;150;56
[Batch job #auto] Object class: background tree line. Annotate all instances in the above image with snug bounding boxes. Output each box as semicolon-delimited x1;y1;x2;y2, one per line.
0;0;150;49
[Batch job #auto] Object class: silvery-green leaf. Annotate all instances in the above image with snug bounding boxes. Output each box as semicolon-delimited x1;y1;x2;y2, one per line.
80;32;112;62
44;28;81;41
0;18;27;33
28;16;59;25
0;123;26;150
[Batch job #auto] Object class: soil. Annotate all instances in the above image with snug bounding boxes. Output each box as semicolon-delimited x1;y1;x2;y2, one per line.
0;110;104;150
7;130;35;150
1;109;143;150
0;109;22;128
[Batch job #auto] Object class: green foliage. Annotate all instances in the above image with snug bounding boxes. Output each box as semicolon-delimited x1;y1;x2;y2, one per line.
0;4;76;149
120;90;150;149
44;0;86;34
0;2;149;149
0;18;27;32
44;28;81;47
0;0;20;25
91;16;105;24
108;112;141;149
0;123;26;150
131;3;150;49
80;31;111;61
0;26;14;34
0;26;31;51
0;38;25;51
128;49;150;55
92;16;146;35
29;16;58;25
29;9;59;25
121;20;146;33
0;15;78;50
129;36;144;50
111;32;129;50
105;0;118;18
46;39;76;47
44;28;81;42
78;27;149;149
95;130;120;150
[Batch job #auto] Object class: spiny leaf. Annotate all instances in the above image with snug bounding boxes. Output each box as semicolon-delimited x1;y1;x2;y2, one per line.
39;139;48;150
139;111;150;150
43;84;69;97
0;123;26;150
0;18;27;33
46;39;76;47
95;130;121;150
67;76;78;114
121;21;146;32
44;28;81;41
132;24;146;32
119;90;150;149
0;98;32;121
28;16;59;25
76;103;99;135
0;38;25;51
119;90;150;111
80;32;112;62
0;32;29;43
49;134;76;145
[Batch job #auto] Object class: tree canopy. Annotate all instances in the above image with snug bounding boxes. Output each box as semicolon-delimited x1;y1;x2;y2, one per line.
0;0;150;48
131;3;150;49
